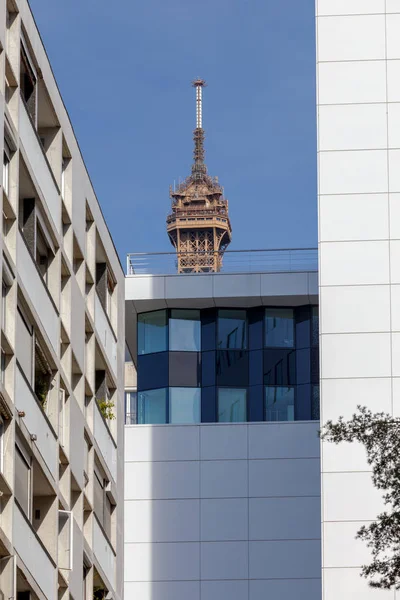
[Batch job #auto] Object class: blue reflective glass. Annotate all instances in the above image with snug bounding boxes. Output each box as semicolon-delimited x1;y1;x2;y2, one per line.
137;388;167;424
312;307;319;347
169;310;201;351
312;384;320;421
138;310;167;355
265;308;294;348
265;386;294;421
218;388;247;423
217;310;247;350
169;387;201;424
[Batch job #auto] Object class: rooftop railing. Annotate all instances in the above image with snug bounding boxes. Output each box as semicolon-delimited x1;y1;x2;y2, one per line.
127;248;318;276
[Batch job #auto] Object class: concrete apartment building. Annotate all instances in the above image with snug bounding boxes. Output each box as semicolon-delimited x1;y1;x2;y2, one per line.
0;1;124;598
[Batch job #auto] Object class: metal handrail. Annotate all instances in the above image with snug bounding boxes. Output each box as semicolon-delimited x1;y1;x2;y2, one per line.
126;247;318;276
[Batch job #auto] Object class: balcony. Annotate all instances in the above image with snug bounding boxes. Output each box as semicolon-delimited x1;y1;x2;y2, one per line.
17;230;59;353
127;247;318;276
95;293;117;375
94;400;117;482
19;98;61;233
13;504;57;599
15;365;58;480
93;516;116;590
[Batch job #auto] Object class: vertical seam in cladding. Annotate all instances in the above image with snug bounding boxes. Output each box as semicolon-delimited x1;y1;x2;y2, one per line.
315;5;326;600
199;424;202;597
384;0;394;416
247;423;250;598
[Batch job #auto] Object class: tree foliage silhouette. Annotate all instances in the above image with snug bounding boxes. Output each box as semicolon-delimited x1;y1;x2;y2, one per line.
321;406;400;589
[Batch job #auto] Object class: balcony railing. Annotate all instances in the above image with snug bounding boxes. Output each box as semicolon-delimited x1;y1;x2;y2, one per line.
127;248;318;276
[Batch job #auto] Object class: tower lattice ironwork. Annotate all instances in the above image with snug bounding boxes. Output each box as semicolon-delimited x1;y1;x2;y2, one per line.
167;79;232;273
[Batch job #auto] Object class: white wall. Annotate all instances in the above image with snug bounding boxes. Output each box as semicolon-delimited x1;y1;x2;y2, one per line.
316;1;399;598
124;422;321;600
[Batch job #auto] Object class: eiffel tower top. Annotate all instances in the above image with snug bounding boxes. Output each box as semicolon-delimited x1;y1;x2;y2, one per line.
166;80;232;273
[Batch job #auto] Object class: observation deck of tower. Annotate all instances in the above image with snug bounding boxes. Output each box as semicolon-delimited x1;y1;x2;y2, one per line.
166;79;232;273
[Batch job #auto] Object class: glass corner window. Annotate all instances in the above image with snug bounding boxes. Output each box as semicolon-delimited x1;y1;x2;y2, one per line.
137;388;167;424
265;308;294;348
312;306;319;347
217;309;247;350
265;386;294;422
217;388;247;423
169;309;201;352
138;310;167;355
169;387;201;424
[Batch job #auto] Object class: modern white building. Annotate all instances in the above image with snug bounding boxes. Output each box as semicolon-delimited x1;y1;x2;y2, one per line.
317;1;400;598
0;1;125;598
124;254;322;600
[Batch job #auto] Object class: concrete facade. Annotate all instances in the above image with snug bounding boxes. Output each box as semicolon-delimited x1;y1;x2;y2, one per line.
0;1;124;598
316;1;400;598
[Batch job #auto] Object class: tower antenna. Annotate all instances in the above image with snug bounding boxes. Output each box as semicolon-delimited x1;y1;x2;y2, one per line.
191;79;207;178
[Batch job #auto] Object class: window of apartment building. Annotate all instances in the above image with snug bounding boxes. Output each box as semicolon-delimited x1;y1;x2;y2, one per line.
138;310;168;355
217;388;247;423
3;140;11;196
35;222;51;284
265;386;295;421
0;416;4;473
34;341;52;409
169;309;201;352
265;308;294;348
20;196;55;289
125;390;137;425
20;39;37;123
93;461;112;540
0;348;6;386
217;310;247;350
15;443;31;517
84;437;90;485
2;279;9;331
16;306;34;384
61;156;66;199
95;262;115;323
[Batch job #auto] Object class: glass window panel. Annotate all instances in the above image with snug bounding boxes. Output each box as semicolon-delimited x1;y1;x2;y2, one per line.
15;446;30;517
137;388;167;424
265;386;295;422
217;310;247;350
265;308;294;348
125;391;137;424
169;387;201;424
312;306;319;347
169;310;201;351
138;310;167;355
312;384;320;421
218;388;247;423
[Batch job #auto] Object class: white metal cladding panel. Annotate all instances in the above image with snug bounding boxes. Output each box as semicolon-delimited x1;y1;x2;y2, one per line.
16;366;58;479
19;99;61;233
94;403;117;482
124;423;322;598
17;231;59;353
95;294;117;375
14;504;57;599
93;517;116;588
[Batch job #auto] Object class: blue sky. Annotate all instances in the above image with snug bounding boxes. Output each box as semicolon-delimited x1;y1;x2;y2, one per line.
29;0;317;262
